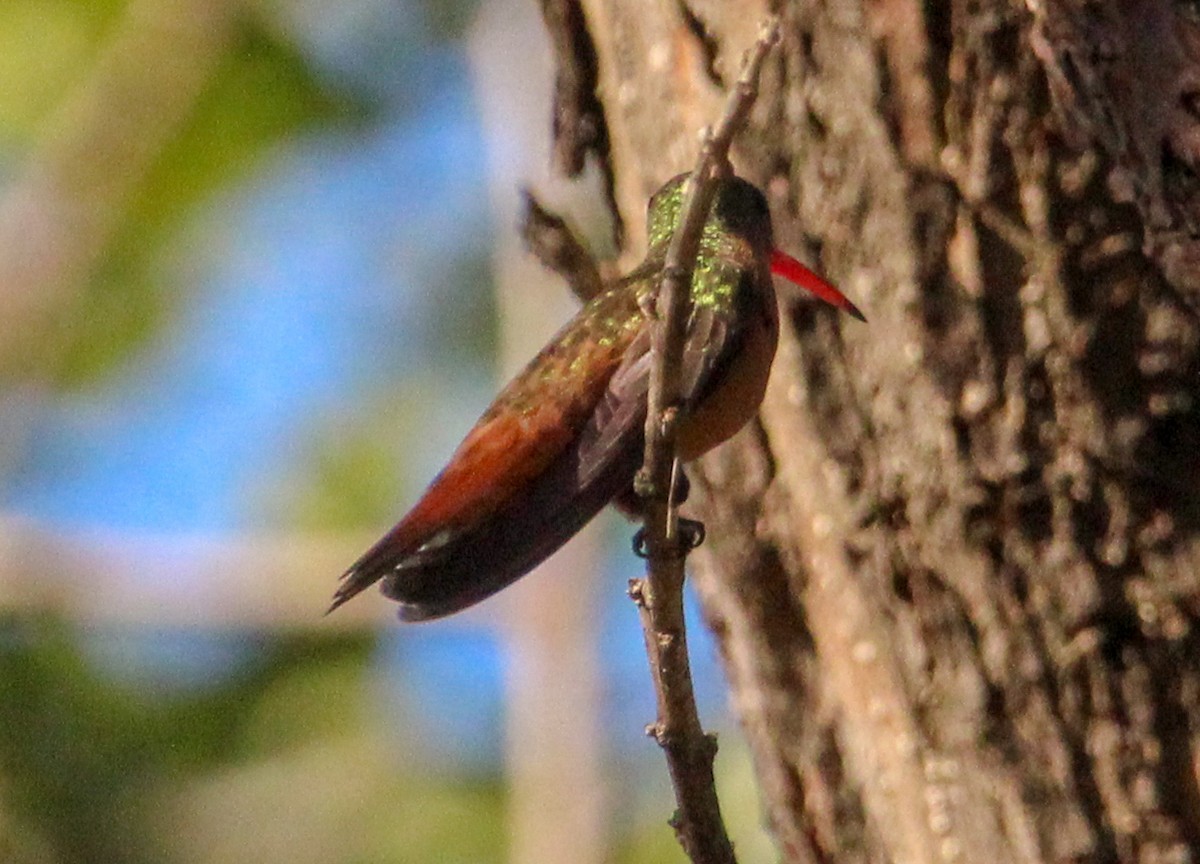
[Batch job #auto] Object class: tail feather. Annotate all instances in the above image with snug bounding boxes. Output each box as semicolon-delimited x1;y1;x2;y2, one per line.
333;433;643;621
328;516;427;613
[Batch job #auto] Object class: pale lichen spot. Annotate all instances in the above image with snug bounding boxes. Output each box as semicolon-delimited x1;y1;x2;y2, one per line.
648;40;670;72
851;640;877;663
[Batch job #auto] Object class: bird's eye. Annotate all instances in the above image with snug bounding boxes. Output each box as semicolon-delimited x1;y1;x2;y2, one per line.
748;186;769;217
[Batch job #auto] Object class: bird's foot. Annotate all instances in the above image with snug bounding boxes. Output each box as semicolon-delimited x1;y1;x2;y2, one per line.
632;517;706;559
673;471;691;505
678;517;705;549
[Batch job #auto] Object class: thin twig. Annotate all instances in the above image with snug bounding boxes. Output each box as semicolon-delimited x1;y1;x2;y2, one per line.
535;0;624;245
519;189;605;304
630;17;780;864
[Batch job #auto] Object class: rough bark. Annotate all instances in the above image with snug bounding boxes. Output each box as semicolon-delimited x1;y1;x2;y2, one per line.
554;1;1200;862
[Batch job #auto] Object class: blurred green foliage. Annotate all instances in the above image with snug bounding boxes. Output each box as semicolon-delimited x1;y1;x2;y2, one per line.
271;412;410;533
0;1;125;137
58;14;369;387
0;617;509;864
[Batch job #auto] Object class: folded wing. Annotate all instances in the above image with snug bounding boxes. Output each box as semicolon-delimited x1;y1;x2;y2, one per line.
332;268;758;621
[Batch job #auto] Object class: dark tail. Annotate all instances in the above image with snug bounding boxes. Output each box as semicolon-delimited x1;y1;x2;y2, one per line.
337;434;643;622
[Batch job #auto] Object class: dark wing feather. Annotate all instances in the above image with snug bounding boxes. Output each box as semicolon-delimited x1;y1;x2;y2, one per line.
344;272;756;621
576;299;735;486
380;429;642;620
331;283;644;616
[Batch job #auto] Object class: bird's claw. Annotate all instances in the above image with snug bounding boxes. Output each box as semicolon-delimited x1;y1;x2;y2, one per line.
678;517;705;550
632;517;706;559
672;471;691;505
632;528;650;559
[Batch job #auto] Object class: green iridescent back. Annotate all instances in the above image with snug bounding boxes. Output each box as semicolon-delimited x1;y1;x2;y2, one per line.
482;173;773;420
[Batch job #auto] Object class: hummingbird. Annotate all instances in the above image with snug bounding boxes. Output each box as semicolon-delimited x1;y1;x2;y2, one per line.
330;173;864;621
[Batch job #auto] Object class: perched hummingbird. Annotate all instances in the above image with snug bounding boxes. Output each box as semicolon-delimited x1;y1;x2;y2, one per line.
330;173;864;621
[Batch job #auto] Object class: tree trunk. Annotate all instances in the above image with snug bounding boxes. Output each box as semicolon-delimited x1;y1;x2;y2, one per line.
550;1;1200;862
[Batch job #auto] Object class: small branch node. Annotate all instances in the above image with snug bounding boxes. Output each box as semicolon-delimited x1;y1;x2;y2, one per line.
661;262;692;284
633;467;658;500
659;405;680;439
638;290;658;319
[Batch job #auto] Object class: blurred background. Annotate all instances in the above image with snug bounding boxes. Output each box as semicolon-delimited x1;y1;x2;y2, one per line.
0;1;776;862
